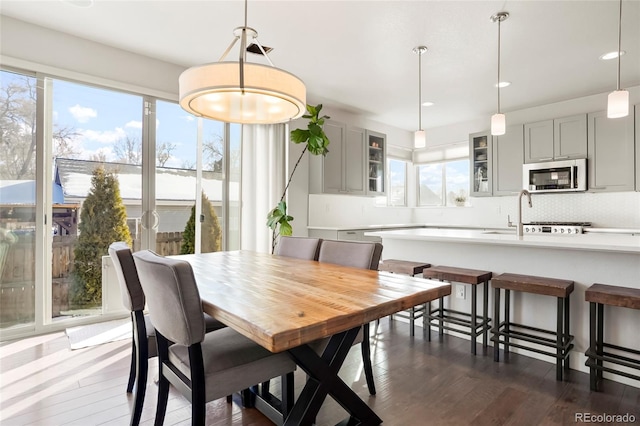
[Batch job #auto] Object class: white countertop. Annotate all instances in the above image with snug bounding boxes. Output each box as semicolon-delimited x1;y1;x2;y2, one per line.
366;228;640;254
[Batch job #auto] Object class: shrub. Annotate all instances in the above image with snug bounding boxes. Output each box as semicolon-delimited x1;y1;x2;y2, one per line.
181;193;221;254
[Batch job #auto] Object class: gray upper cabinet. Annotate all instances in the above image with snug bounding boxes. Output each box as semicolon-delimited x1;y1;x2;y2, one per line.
524;114;587;163
636;104;640;191
493;125;524;196
587;110;635;192
366;130;386;195
308;119;367;195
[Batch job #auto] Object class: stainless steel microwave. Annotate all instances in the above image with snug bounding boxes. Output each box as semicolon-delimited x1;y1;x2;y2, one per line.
523;158;587;193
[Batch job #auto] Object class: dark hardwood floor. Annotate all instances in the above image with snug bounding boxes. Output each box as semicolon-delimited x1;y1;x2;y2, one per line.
1;320;638;425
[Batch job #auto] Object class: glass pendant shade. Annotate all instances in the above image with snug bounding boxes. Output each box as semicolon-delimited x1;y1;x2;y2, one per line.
607;89;629;119
491;113;506;136
179;62;306;124
414;130;426;148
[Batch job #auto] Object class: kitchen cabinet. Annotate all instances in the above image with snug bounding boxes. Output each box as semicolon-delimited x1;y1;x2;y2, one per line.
469;131;492;197
636;104;640;192
366;130;386;195
587;110;635;192
493;125;524;195
469;126;523;197
523;114;587;163
309;120;366;195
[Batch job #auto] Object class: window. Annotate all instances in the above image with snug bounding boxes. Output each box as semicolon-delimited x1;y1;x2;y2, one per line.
417;159;470;206
387;158;407;206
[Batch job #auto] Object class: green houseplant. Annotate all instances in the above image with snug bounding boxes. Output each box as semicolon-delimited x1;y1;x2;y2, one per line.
267;104;330;253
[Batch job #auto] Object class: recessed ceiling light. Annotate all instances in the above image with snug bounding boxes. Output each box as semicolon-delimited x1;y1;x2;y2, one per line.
422;101;435;107
600;50;626;60
60;0;94;8
495;81;511;88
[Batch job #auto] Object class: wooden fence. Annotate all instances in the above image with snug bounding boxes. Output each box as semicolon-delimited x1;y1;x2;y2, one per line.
0;232;185;326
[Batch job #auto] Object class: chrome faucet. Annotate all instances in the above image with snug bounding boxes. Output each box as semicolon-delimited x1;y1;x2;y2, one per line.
515;189;532;237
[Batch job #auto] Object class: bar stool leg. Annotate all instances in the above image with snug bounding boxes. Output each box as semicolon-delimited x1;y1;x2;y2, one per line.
589;301;597;390
564;296;570;373
438;296;444;339
483;280;489;354
471;284;477;355
493;287;501;362
596;303;604;385
556;297;563;381
504;289;511;361
409;307;415;337
426;301;432;342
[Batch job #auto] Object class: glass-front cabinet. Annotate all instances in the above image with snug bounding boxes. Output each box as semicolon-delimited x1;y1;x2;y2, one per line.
366;130;386;195
470;131;492;196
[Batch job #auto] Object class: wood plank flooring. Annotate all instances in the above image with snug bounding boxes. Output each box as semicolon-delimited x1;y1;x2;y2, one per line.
1;320;638;425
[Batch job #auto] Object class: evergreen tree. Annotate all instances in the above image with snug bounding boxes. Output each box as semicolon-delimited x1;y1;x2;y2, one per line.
180;193;222;254
72;166;131;306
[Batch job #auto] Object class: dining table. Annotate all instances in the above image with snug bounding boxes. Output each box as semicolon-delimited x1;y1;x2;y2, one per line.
176;250;452;425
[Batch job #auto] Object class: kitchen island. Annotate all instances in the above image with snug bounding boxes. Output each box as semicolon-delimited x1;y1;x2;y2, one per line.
367;228;640;386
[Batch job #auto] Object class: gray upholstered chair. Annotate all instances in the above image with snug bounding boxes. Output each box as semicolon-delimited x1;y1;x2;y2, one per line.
317;239;383;395
132;250;297;426
275;236;322;260
109;242;226;426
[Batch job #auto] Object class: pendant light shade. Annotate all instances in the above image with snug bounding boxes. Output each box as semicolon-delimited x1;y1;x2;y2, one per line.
179;3;306;124
413;46;428;148
490;12;509;136
607;0;628;119
491;113;506;136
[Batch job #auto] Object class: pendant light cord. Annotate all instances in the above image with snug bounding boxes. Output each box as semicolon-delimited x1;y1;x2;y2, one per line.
239;0;249;94
496;17;501;114
616;0;622;91
418;51;422;130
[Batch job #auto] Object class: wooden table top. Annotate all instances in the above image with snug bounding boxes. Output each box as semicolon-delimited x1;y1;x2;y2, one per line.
176;251;451;353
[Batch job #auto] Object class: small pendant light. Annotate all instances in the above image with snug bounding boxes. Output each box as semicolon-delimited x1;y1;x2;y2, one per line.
607;0;629;118
413;46;427;148
490;12;509;136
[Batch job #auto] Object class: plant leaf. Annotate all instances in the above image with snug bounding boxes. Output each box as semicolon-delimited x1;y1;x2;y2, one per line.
279;221;293;236
291;129;309;144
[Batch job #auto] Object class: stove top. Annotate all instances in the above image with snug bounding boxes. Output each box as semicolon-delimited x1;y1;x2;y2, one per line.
522;222;591;235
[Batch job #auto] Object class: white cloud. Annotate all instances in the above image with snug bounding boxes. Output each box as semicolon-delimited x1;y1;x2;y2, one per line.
69;104;97;123
183;115;195;122
81;127;127;144
125;120;142;129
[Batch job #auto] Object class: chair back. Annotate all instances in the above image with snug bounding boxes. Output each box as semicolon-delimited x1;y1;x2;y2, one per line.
133;250;205;346
317;240;383;270
109;242;145;312
276;236;322;260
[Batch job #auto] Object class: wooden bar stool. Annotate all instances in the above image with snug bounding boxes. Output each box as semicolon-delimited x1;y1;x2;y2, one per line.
422;266;492;355
585;283;640;391
491;273;574;381
379;259;431;336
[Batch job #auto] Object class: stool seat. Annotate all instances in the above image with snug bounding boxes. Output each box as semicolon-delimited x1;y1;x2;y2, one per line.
380;259;430;276
492;273;574;298
585;284;640;309
423;266;492;285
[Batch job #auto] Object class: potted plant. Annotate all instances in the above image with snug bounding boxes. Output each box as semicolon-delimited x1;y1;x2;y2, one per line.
266;104;330;253
454;195;467;207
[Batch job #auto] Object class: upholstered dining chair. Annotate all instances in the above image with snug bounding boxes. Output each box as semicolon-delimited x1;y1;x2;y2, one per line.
108;242;226;426
132;249;297;426
317;239;383;395
275;235;322;260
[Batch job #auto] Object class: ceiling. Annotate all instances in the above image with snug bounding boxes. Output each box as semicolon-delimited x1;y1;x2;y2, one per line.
1;1;639;132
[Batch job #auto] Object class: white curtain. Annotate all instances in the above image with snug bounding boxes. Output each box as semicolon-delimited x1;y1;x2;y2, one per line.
240;124;287;253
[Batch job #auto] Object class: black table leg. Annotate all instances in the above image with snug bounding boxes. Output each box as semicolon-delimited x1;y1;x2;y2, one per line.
285;327;382;426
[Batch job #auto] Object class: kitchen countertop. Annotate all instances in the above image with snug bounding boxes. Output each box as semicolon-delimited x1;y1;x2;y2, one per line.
307;223;504;231
366;228;640;254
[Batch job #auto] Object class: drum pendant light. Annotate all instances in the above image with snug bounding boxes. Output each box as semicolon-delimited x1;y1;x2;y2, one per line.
607;0;629;118
413;46;428;149
490;12;509;136
179;0;306;124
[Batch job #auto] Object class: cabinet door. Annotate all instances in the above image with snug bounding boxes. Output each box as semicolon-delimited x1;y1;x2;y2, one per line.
554;114;587;160
366;130;386;195
493;125;524;196
587;111;634;192
524;120;554;163
469;131;492;196
345;127;366;194
322;120;346;194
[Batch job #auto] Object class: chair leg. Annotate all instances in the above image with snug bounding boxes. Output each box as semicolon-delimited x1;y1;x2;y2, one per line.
127;336;137;393
189;344;206;426
361;323;376;395
154;334;171;426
